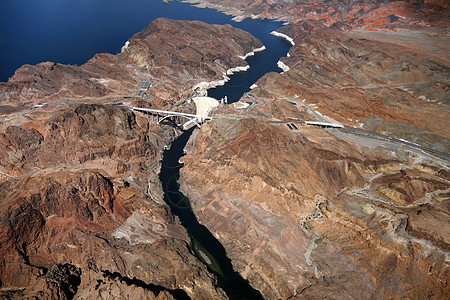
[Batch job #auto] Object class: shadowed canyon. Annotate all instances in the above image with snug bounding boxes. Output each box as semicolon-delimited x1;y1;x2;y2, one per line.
0;0;449;299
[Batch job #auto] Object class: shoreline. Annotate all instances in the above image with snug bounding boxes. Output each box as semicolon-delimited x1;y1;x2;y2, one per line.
238;46;266;60
194;45;268;94
270;30;295;46
277;60;290;73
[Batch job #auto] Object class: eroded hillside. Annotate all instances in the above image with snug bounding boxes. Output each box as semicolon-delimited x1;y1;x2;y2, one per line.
0;18;263;299
180;117;449;299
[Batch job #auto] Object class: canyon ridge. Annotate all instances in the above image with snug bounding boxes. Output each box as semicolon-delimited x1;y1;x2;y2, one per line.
1;0;449;299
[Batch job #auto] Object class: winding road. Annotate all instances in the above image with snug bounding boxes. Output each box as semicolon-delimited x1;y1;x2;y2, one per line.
2;92;448;168
269;120;450;161
0;165;83;179
264;97;449;161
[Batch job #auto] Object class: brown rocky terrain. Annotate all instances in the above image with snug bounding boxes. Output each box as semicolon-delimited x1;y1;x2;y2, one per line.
246;20;449;153
184;0;449;30
0;17;262;107
1;2;449;299
0;18;264;299
0;104;226;299
180;117;449;299
176;10;449;298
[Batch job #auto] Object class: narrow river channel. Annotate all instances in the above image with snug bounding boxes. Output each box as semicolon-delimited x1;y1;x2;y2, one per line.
159;129;264;299
3;1;292;297
153;3;292;298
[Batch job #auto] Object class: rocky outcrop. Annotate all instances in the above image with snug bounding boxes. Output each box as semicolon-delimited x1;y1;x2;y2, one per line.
1;3;448;299
0;104;154;175
180;117;449;299
0;17;269;299
247;20;449;152
0;18;262;107
184;0;448;29
0;104;225;299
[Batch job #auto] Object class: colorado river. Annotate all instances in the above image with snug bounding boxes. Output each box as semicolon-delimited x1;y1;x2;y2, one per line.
159;129;263;299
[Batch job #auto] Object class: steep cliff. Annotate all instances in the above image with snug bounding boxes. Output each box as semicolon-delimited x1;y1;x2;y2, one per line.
180;117;449;299
249;20;449;152
1;3;448;299
0;17;265;299
0;104;225;299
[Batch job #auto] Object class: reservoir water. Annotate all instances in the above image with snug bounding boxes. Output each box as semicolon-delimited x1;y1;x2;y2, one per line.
1;0;292;297
0;0;291;103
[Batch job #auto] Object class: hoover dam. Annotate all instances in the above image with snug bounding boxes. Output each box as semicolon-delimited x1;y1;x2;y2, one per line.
0;0;448;299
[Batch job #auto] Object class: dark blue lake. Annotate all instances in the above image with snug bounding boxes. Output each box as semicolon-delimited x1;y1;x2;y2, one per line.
0;0;291;102
0;1;291;297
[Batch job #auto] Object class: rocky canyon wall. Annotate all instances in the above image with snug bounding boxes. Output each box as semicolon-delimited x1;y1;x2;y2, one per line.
184;0;448;30
0;18;263;299
180;117;449;299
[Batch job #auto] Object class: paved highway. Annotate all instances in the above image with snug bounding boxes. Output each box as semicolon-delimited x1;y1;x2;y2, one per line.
266;97;449;160
340;126;450;160
0;165;83;179
2;95;447;161
130;106;213;120
0;103;48;121
269;120;450;161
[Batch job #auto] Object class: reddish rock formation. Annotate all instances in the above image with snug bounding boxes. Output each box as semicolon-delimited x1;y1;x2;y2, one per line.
175;16;448;298
0;18;262;107
180;117;449;299
0;17;265;299
0;104;225;299
248;20;449;152
1;3;448;299
184;0;448;30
